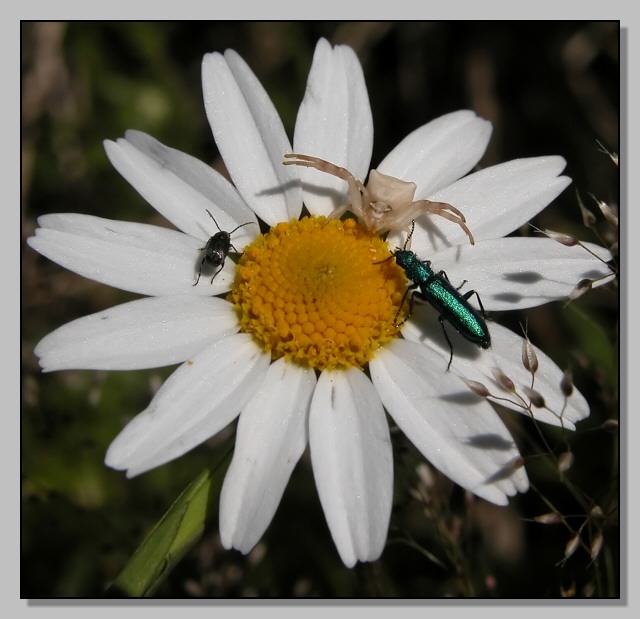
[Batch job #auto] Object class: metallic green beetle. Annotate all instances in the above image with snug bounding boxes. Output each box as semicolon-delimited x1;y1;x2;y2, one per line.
387;221;490;370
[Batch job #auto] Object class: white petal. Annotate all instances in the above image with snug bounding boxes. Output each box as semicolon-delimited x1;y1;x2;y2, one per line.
377;110;492;198
202;51;301;225
219;359;316;553
26;213;235;296
309;368;393;567
412;157;571;249
104;132;258;246
428;237;615;311
105;333;270;477
401;313;590;428
370;339;528;506
34;296;238;371
293;38;373;217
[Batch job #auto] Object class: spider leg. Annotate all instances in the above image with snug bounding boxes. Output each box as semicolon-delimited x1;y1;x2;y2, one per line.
283;153;368;220
414;200;476;245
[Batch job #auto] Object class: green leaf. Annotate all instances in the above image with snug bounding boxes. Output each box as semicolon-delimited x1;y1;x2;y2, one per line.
564;303;617;388
108;446;232;597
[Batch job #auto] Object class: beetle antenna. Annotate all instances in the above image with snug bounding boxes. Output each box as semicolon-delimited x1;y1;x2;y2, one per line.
403;220;416;250
229;221;256;235
205;209;223;233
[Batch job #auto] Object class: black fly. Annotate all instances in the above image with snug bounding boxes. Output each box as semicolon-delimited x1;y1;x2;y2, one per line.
193;210;255;286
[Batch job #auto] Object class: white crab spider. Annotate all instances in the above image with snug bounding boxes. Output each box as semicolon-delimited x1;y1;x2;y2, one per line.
283;153;475;245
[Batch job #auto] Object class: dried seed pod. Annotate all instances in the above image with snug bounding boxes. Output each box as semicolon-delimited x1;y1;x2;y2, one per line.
522;338;539;374
590;193;619;228
534;512;563;524
544;228;579;246
522;386;545;408
462;378;490;398
491;367;515;392
576;190;597;228
557;451;574;473
565;533;580;558
590;531;604;560
568;278;593;300
560;369;574;397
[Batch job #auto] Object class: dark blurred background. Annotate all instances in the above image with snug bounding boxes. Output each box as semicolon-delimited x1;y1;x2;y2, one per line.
21;22;619;598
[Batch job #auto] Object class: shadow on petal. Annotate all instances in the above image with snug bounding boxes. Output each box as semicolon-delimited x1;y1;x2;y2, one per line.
255;178;301;198
297;180;344;203
464;433;515;451
439;390;486;406
492;291;525;303
503;270;544;284
482;456;525;485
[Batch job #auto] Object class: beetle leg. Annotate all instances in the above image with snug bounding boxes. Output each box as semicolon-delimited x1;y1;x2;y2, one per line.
393;284;419;327
435;269;451;283
437;315;455;371
194;257;205;286
210;262;225;284
462;288;487;316
435;269;469;295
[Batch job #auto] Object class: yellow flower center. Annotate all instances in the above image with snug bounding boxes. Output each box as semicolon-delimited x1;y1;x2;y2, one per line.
229;216;407;371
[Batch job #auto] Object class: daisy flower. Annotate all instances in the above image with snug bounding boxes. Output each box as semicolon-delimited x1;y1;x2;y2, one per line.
27;38;614;568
